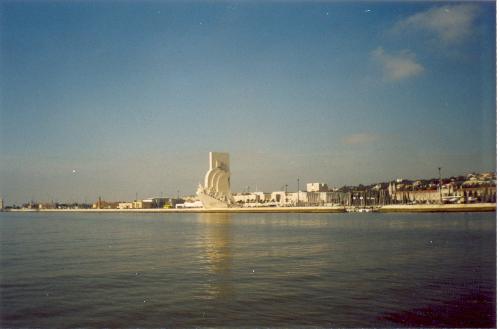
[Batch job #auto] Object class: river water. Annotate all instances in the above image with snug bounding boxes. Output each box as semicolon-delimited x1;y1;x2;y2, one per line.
0;212;495;327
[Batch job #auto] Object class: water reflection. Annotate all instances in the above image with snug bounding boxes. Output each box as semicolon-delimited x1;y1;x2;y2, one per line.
227;213;332;228
196;213;233;300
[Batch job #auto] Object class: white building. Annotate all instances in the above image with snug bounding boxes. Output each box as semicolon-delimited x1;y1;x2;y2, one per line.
233;193;258;203
118;202;133;209
306;183;329;192
176;201;203;208
132;199;154;209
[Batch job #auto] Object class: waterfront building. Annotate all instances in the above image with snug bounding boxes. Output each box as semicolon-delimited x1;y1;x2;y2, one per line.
233;193;259;204
271;191;286;204
92;199;119;209
176;201;203;208
132;199;154;209
306;183;329;192
460;186;496;203
255;191;270;201
388;181;446;204
168;198;185;208
118;202;133;209
242;190;349;207
38;202;57;209
386;180;496;204
150;197;169;208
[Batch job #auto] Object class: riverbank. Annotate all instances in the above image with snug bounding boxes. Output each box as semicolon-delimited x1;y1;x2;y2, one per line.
3;203;496;213
4;206;347;213
379;203;496;213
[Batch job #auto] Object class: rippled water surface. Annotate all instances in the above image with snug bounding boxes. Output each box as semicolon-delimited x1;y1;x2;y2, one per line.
0;212;495;327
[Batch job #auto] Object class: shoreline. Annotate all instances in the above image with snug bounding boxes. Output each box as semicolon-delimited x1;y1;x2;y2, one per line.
2;203;495;213
4;206;346;214
379;203;496;213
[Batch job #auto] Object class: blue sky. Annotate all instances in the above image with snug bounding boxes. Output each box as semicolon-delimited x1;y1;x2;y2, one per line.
0;1;496;204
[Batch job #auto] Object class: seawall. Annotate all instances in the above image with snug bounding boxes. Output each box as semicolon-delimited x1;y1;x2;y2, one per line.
379;203;496;213
3;203;496;213
4;206;347;214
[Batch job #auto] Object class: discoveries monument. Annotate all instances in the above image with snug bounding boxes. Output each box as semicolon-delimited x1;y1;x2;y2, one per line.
197;152;235;208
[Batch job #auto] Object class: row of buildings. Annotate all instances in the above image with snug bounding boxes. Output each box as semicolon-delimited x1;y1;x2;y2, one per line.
232;172;496;207
2;172;495;210
5;197;188;210
93;197;186;209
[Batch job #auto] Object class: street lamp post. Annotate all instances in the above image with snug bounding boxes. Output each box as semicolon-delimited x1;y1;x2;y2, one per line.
285;184;288;205
297;177;300;206
438;167;442;204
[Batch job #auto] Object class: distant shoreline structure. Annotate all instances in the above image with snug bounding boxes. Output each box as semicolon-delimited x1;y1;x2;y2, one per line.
3;203;495;213
1;152;495;211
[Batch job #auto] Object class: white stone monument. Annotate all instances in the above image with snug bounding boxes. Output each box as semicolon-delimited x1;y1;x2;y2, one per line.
197;152;234;208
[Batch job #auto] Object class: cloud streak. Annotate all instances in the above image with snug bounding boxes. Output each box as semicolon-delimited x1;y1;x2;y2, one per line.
394;4;480;44
371;47;424;81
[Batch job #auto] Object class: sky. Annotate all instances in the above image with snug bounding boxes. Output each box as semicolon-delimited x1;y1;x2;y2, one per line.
0;1;496;204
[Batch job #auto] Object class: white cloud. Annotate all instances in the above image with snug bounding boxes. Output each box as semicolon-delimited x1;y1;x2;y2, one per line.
342;133;380;146
394;4;480;44
371;47;424;81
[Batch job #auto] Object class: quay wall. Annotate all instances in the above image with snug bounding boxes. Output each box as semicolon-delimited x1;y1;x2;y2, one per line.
379;203;496;213
4;206;347;214
3;203;496;213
